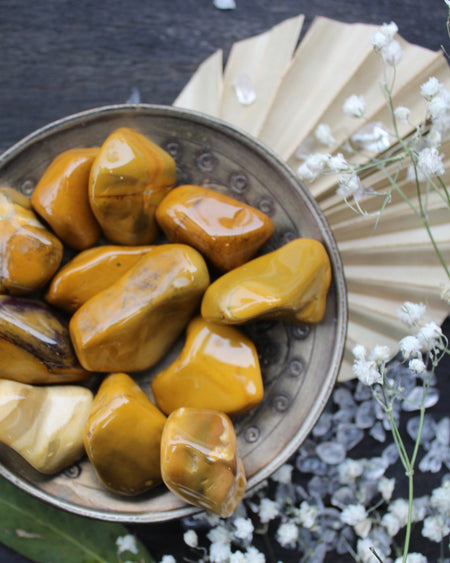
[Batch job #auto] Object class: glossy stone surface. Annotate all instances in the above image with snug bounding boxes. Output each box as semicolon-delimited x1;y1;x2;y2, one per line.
89;127;176;245
201;238;332;325
0;379;93;474
161;407;246;517
70;244;210;372
84;372;167;495
152;316;263;416
155;184;274;271
31;147;101;250
0;295;92;384
46;245;155;313
0;187;63;295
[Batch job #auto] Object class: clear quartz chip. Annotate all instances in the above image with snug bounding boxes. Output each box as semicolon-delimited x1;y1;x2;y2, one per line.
233;74;256;106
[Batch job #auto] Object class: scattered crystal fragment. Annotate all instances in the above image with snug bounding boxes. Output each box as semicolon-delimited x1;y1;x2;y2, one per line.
369;421;386;442
233;74;256;105
336;423;364;450
316;442;346;465
436;417;450;446
382;443;400;466
213;0;236;9
406;414;437;445
336;526;355;554
354;382;372;402
333;407;356;423
333;387;356;409
355;400;376;429
331;486;357;509
363;457;388;480
308;475;332;498
296;456;328;475
402;386;439;411
312;412;333;437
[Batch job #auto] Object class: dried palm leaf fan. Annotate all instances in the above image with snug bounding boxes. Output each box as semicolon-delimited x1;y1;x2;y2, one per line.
173;15;450;381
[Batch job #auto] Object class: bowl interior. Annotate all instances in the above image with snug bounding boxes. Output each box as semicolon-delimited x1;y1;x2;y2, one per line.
0;104;347;522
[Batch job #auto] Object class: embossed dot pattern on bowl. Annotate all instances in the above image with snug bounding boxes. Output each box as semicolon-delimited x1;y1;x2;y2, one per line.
0;104;347;522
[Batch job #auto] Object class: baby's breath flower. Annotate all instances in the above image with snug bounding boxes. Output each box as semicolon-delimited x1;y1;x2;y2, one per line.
354;518;372;539
408;358;426;374
207;525;231;545
337;172;362;198
352;344;367;360
244;546;266;563
430;480;450;513
381;512;403;536
271;463;293;484
398;302;426;327
343;94;366;118
417;321;444;351
399;335;422;359
394;105;411;123
297;162;317;182
233;517;254;542
296;501;318;529
328;152;349;172
381;39;403;65
417;146;445;178
183;529;198;548
276;521;299;548
338;458;365;484
353;358;383;386
428;90;450;120
378;477;396;502
357;538;383;563
428;128;442;148
422;514;450;542
209;541;232;563
389;498;410;527
160;556;176;563
370;345;391;364
230;551;246;563
314;123;336;146
370;21;398;51
394;554;427;563
420;76;443;100
116;534;138;554
341;504;368;526
258;498;279;523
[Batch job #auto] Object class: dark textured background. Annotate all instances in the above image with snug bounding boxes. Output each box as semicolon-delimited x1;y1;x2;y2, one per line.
0;1;449;561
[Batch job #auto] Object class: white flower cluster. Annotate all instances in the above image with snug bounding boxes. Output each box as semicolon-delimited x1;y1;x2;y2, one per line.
370;21;403;65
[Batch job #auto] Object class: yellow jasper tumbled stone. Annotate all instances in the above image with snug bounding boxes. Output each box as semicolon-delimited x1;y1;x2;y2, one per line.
70;244;210;373
201;238;332;325
45;245;155;314
0;379;93;474
0;187;63;295
89;127;176;245
31;148;101;250
84;373;167;495
155;184;274;271
152;316;263;416
161;407;246;517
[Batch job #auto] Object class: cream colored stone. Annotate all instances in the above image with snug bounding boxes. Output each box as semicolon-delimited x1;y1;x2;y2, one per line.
0;379;93;474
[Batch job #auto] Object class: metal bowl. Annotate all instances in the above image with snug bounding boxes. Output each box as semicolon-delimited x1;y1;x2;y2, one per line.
0;104;347;522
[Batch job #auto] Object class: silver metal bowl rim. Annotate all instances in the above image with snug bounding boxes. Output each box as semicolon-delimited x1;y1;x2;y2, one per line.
0;103;348;522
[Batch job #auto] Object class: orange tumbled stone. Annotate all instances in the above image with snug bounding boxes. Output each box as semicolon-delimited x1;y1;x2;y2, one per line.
161;408;246;517
152;316;263;416
155;184;274;271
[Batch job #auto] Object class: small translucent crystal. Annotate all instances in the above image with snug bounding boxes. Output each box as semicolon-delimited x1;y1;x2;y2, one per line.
369;421;386;442
354;382;373;402
355;400;376;429
296;456;328;475
233;74;256;106
406;414;437;444
333;387;356;409
308;475;332;498
363;457;388;480
402;386;439;411
331;486;357;509
312;412;333;437
316;442;346;465
436;417;450;446
336;423;364;450
419;443;446;473
213;0;236;9
382;443;400;466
